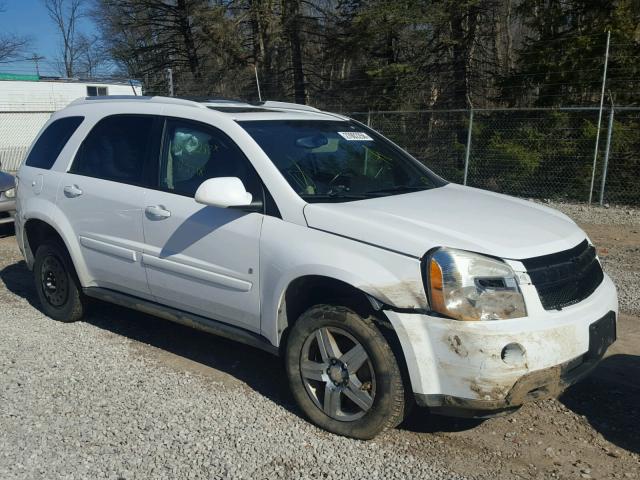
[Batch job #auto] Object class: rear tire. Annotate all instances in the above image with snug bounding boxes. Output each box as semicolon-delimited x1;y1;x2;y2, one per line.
285;304;406;439
33;242;87;323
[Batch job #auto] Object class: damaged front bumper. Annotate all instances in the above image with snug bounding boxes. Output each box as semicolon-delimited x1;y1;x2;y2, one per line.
384;274;618;418
416;310;616;417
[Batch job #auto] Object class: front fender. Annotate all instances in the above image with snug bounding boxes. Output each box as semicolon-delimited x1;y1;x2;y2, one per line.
260;216;427;346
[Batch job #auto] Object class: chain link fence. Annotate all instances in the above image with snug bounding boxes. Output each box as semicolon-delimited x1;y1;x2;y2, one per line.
0;110;54;172
352;107;640;206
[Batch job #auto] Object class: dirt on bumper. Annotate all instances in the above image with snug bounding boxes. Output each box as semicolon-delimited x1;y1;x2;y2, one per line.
417;311;616;418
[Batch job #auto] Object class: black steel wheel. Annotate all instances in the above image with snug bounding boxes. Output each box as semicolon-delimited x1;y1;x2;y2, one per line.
33;242;86;323
40;253;69;307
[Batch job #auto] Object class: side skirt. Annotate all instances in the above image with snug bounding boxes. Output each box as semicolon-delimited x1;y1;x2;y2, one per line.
83;287;279;356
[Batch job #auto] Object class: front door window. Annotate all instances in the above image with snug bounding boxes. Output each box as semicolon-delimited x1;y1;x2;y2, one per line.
159;118;262;203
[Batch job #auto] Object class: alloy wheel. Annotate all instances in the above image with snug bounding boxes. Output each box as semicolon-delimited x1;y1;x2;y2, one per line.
300;327;376;421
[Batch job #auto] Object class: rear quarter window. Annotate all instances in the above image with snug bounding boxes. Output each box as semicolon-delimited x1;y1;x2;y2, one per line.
69;114;157;186
24;116;84;170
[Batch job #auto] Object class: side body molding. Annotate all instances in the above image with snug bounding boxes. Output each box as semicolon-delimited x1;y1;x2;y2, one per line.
80;236;138;262
141;254;252;292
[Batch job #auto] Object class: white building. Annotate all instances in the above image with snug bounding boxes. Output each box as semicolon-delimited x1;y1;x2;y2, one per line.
0;74;143;172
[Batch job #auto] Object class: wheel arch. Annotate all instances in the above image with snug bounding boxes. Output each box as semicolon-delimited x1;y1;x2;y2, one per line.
274;274;410;361
277;275;378;349
21;203;90;286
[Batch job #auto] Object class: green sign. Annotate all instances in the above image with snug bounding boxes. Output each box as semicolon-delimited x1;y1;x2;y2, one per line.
0;73;39;81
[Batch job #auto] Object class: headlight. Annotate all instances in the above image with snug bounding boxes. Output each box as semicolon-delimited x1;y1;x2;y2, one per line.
426;247;526;321
3;188;15;198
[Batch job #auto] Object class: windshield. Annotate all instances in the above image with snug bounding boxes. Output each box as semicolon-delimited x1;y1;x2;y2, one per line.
238;120;446;202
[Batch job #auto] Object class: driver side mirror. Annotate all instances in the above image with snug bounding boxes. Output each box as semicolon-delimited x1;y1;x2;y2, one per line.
195;177;252;208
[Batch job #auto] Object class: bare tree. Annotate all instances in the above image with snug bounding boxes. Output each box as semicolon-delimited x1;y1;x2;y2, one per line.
93;0;229;95
43;0;85;77
76;34;110;77
0;34;30;64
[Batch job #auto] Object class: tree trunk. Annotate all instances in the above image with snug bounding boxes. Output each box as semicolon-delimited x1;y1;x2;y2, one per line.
449;4;479;108
176;0;200;79
505;0;513;71
250;0;274;98
282;0;306;104
450;13;469;108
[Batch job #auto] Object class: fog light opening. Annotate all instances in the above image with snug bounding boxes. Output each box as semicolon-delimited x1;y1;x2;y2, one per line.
501;343;526;366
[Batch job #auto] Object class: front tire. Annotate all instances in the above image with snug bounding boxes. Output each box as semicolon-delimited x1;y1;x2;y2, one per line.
33;242;87;323
286;305;406;439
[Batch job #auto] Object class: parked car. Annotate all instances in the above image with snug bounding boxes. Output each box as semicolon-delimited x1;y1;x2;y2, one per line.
15;96;618;439
0;168;16;225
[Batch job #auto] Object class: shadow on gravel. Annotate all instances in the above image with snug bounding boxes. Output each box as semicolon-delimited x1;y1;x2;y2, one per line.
400;408;484;434
0;222;14;238
560;354;640;454
83;301;301;416
0;260;40;308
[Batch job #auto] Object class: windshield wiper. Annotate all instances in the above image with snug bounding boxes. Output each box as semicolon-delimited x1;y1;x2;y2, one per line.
364;185;429;195
299;192;370;202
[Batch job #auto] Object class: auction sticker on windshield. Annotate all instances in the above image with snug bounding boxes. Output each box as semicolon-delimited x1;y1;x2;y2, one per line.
338;131;373;141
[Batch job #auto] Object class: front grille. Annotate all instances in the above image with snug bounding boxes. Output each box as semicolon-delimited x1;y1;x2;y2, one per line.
521;240;604;310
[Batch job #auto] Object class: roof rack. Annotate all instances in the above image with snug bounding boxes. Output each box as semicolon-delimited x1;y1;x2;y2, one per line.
69;95;207;109
252;101;321;112
67;95;323;114
197;98;321;113
180;96;247;104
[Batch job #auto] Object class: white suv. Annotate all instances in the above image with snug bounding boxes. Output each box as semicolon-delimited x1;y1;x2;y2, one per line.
15;96;618;439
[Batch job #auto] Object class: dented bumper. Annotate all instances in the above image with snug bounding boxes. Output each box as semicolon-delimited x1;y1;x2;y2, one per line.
417;310;615;417
384;274;618;417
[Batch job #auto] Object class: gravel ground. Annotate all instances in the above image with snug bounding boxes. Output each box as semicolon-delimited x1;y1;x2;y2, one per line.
540;201;640;227
0;202;639;480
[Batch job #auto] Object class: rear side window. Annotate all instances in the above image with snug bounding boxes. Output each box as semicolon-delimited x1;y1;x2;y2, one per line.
70;115;156;185
25;116;84;170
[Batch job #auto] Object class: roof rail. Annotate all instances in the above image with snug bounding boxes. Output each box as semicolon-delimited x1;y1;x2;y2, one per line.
255;101;321;112
69;95;207;109
180;96;248;104
199;98;321;112
67;95;322;114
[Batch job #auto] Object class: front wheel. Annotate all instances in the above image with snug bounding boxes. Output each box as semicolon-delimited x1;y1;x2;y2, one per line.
285;305;406;439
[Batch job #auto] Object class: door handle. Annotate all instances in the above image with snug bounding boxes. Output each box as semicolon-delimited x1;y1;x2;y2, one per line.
145;205;171;220
63;184;83;198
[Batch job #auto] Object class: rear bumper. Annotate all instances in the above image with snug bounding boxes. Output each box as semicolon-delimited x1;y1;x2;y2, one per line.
384;274;618;417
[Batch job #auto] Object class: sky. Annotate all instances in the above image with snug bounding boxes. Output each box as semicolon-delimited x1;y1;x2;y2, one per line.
0;0;98;76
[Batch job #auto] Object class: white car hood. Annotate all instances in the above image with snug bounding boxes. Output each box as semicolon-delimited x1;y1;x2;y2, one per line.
303;184;586;260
